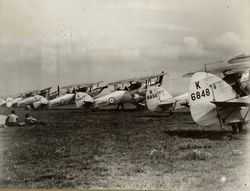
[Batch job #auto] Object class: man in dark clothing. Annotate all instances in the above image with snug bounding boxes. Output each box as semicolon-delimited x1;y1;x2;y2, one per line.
5;110;25;126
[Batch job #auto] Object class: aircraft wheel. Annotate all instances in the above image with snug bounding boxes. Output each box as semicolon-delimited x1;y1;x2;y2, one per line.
231;123;238;134
237;122;243;132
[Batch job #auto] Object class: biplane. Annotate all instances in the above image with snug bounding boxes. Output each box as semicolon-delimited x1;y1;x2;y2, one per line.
16;87;52;109
1;88;51;109
0;89;38;108
184;53;250;133
75;71;167;110
47;81;106;108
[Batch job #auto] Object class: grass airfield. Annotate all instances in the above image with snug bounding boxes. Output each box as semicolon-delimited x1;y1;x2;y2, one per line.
0;107;249;190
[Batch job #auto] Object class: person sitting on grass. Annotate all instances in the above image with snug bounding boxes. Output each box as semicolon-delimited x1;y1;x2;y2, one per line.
5;110;25;126
25;114;46;126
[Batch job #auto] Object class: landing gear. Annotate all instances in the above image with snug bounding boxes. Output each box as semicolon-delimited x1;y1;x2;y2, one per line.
230;122;243;134
116;103;124;110
237;122;243;132
231;123;238;134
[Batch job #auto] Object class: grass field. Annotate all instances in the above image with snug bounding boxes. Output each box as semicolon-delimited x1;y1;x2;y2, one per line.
0;108;249;190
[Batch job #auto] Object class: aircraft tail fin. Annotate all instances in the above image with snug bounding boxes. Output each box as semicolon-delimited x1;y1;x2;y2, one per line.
90;85;108;97
44;90;50;101
189;72;237;126
0;98;6;107
6;101;14;108
6;97;13;102
146;86;174;111
75;92;94;108
33;97;49;109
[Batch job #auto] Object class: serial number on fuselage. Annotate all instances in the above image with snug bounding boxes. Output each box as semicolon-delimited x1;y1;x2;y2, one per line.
96;100;108;107
146;90;164;100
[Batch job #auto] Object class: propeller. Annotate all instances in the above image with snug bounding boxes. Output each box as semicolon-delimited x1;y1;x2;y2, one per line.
57;85;60;95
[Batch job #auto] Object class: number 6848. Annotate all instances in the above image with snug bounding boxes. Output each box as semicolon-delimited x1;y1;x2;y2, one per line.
190;88;210;101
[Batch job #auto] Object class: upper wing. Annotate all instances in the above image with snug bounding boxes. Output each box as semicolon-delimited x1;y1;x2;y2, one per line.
40;87;52;92
107;72;167;86
183;62;250;78
211;95;250;108
228;53;250;64
183;53;250;78
19;89;40;97
61;81;104;89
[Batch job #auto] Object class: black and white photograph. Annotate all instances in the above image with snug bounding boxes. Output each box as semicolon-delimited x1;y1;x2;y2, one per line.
0;0;249;190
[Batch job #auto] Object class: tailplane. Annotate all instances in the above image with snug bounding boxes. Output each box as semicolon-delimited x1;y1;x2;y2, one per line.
146;86;175;111
75;92;94;108
0;98;6;106
33;96;49;109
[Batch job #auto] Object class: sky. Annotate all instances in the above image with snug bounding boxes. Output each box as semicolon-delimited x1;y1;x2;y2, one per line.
0;0;249;96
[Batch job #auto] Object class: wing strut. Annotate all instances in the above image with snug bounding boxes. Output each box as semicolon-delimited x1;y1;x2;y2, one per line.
243;107;250;123
210;83;226;130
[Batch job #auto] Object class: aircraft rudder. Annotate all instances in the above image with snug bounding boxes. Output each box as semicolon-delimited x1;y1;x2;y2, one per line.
75;92;94;108
146;86;173;111
189;72;237;126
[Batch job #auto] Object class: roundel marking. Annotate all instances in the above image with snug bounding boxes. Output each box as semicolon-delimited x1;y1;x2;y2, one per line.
109;97;115;104
60;99;65;104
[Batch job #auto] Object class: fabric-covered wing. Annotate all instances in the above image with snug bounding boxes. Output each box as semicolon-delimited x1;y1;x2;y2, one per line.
40;87;52;92
183;63;250;78
183;52;250;78
107;72;167;85
61;81;103;89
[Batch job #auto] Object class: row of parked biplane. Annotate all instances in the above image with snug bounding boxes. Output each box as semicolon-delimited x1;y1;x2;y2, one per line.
0;53;250;132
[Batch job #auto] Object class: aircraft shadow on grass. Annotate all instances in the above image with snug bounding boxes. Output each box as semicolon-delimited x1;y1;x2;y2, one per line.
164;130;247;140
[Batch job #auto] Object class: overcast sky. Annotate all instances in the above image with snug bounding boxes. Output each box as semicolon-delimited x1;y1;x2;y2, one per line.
0;0;249;96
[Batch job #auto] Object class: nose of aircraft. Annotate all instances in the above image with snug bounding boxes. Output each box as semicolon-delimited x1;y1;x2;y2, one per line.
120;91;133;103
